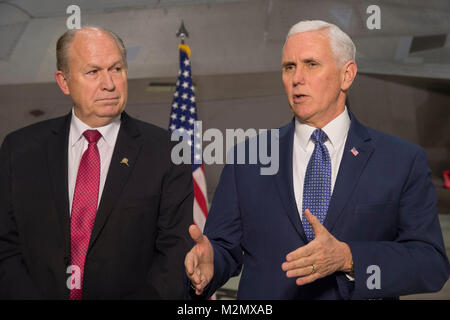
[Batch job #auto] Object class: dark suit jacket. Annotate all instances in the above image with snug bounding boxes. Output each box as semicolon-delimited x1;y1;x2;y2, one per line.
200;111;449;299
0;111;194;299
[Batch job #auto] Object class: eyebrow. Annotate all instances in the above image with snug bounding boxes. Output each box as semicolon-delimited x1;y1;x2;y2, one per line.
282;61;296;68
85;60;124;70
282;57;320;67
302;57;319;63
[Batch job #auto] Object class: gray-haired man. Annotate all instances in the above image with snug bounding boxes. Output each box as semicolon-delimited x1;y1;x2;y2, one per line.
185;20;449;299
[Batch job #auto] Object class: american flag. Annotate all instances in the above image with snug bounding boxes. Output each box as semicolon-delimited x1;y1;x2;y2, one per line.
350;147;359;157
169;44;209;231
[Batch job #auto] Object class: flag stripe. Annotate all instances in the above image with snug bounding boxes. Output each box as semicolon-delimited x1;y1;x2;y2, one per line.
193;198;207;232
193;176;208;218
193;166;208;200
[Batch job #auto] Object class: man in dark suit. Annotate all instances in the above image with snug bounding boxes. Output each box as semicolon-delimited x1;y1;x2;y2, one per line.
0;26;193;299
185;20;450;299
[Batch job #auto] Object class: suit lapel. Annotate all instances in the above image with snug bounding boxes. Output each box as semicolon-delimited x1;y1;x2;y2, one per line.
46;113;72;262
87;112;143;253
323;111;374;232
273;120;307;242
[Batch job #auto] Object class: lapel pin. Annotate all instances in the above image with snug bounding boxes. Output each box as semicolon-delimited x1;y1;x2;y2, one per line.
350;147;359;157
120;158;129;166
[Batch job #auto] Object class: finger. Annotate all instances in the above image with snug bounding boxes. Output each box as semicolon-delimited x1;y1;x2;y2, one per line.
189;224;204;244
304;209;325;236
286;265;317;278
195;287;205;295
193;280;205;295
186;255;203;288
296;272;320;286
193;267;202;285
184;250;198;276
199;274;208;289
286;243;314;262
185;252;193;275
194;274;207;295
282;255;315;271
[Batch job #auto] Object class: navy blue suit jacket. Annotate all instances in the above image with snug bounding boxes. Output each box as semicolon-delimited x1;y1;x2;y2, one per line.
201;111;449;299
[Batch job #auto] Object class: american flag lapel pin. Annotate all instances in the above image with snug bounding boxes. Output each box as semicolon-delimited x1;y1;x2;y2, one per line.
350;147;359;157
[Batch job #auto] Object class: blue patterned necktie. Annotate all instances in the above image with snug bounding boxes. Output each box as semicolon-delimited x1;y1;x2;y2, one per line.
302;128;331;242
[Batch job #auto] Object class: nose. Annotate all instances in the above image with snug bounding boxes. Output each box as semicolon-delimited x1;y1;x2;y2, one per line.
100;71;115;91
292;66;305;86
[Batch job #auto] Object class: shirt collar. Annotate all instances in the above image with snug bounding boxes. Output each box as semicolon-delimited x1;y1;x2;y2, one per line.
294;106;350;151
70;108;121;147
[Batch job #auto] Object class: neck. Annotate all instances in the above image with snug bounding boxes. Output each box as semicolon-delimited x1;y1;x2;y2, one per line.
73;109;118;128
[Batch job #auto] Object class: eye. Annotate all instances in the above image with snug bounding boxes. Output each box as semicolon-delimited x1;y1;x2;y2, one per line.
308;61;318;67
87;70;97;75
113;67;122;72
283;64;295;72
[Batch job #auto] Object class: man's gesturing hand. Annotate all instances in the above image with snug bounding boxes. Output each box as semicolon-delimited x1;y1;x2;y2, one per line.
281;209;353;286
184;224;214;295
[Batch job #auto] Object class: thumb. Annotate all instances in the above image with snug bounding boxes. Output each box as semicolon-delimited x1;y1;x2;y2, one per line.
189;224;205;244
305;209;324;236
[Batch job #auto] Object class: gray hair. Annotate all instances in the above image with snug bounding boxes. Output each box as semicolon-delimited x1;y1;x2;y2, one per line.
56;26;127;76
285;20;356;67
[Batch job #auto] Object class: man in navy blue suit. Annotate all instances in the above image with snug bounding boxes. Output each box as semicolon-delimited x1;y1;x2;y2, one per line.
184;20;449;299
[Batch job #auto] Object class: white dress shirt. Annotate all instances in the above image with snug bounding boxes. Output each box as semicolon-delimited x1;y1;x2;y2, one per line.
293;107;351;221
68;109;121;214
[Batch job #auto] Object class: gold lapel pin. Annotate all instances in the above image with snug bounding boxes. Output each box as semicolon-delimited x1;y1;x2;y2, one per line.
120;158;129;167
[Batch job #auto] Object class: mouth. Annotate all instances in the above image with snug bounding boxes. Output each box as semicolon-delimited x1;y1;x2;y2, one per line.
292;94;309;103
96;97;120;104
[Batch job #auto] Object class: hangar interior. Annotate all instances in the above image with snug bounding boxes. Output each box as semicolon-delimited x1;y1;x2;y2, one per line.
0;0;449;299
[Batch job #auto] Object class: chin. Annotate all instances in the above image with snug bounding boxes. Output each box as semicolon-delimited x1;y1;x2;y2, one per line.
290;104;315;123
97;104;124;116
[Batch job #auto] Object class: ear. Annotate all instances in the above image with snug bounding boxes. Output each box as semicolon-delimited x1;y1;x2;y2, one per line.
55;71;70;95
340;60;357;92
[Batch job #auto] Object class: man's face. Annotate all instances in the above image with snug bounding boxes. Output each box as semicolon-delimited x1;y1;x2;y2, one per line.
282;30;346;128
56;29;128;127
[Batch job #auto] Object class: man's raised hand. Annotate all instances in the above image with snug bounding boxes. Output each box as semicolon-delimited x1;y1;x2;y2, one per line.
184;224;214;295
